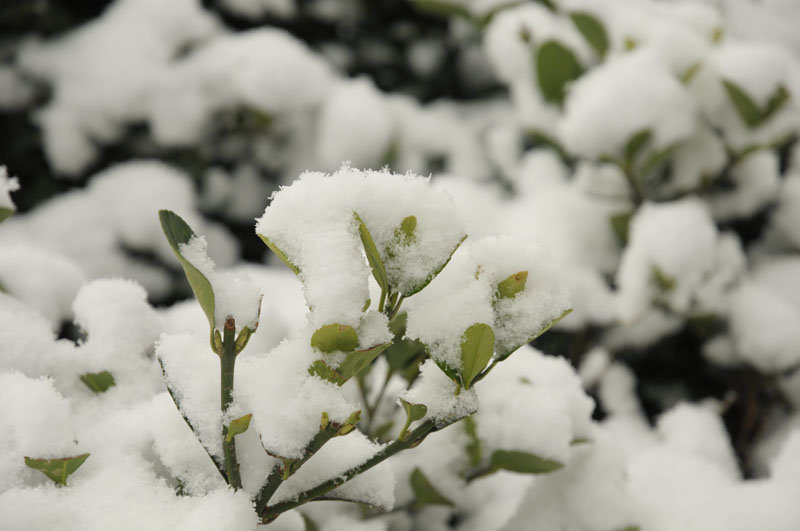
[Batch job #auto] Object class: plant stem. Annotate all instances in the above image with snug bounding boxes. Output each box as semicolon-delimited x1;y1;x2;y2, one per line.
463;462;495;483
260;419;438;523
221;317;243;490
621;163;644;206
254;423;340;513
388;295;404;320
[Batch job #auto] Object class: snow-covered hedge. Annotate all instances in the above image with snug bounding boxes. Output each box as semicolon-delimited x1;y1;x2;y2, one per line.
3;0;800;529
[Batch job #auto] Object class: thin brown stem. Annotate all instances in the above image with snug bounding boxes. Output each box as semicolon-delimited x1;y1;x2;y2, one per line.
221;317;243;490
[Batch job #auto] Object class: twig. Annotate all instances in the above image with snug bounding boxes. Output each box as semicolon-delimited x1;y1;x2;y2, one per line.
221;317;243;490
260;419;439;523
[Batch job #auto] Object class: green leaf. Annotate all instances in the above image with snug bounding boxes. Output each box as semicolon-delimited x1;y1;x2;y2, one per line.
300;513;319;531
400;398;428;425
235;325;256;354
680;61;702;85
569;12;608;57
24;453;90;486
225;413;252;442
640;142;678;178
354;213;389;293
257;234;300;276
536;40;583;106
460;323;495;389
336;410;362;436
398;397;427;439
0;207;14;224
526;129;572;164
79;371;115;394
496;308;573;361
337;342;392;382
433;358;461;385
489;449;563;474
464;415;482;467
496;271;528;299
311;324;359;354
386;312;427;372
308;359;346;385
609;211;634;245
722;79;763;128
617;527;641;531
652;265;676;292
410;467;455;507
397;215;417;245
763;84;790;123
410;0;472;20
624;129;652;164
159;210;216;331
404;234;467;297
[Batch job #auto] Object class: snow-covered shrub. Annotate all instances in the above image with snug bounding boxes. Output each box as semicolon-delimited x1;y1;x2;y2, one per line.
154;166;572;523
4;0;800;528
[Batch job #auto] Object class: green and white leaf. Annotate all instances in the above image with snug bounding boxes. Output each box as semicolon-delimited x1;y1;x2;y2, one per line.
354;212;389;293
0;207;14;224
400;397;428;425
80;371;115;394
536;40;583;106
496;308;573;361
404;235;467;297
460;323;495;389
159;210;216;331
410;467;455;507
496;271;528;299
337;342;392;381
489;449;563;474
624;129;652;164
311;324;359;354
569;12;608;57
257;234;300;276
24;453;90;486
722;79;790;129
225;413;252;442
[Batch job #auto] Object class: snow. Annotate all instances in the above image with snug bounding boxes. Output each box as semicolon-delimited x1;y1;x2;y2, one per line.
156;333;223;459
179;235;262;331
405;275;493;372
729;282;800;372
709;149;780;221
72;279;162;365
0;167;19;211
399;360;478;426
272;432;394;510
0;456;259;531
18;0;219;175
149;29;332;146
257;166;468;328
7;0;800;529
316;78;394;171
616;199;718;321
0;372;77;475
474;346;594;463
0;160;237;298
469;236;570;357
0;245;85;328
560;50;696;160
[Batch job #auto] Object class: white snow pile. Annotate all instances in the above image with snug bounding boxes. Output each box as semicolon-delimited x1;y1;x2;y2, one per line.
257;165;468;328
0;161;237;297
